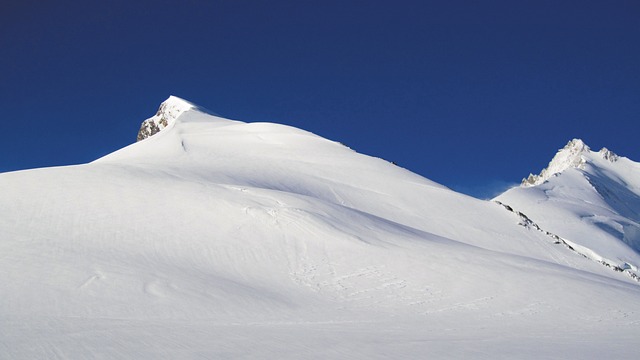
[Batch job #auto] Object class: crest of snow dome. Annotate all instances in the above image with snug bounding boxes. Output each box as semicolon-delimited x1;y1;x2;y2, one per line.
136;96;196;141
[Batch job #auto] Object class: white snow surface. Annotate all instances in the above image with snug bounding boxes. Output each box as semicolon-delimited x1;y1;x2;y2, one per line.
2;97;639;359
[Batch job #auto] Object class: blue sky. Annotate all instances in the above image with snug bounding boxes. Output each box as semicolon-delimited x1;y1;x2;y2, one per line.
2;0;639;198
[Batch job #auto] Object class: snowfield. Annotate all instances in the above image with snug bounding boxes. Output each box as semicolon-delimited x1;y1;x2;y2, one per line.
1;97;639;359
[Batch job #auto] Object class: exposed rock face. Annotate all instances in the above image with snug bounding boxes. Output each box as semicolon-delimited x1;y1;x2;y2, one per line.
137;116;165;142
137;96;195;141
599;147;619;163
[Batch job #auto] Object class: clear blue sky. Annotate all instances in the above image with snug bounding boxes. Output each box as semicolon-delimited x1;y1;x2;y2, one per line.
2;0;639;198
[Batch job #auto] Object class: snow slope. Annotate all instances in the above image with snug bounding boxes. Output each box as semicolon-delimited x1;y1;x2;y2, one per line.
1;97;639;359
497;139;640;280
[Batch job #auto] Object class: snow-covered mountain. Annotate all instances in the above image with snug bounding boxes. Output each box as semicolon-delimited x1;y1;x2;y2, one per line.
496;139;640;281
1;97;639;359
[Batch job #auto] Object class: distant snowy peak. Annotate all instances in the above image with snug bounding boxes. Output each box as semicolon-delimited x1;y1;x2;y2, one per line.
136;96;196;141
521;139;618;187
521;139;589;187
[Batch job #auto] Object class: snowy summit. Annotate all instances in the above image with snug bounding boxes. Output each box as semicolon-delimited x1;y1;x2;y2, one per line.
1;97;640;359
498;138;640;281
136;96;196;141
521;138;619;186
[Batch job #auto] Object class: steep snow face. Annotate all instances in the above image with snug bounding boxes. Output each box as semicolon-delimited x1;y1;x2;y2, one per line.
2;102;640;359
136;96;196;141
497;139;640;278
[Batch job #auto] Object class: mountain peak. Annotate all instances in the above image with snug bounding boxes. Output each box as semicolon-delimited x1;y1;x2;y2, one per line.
521;139;591;187
136;96;197;141
564;138;589;152
598;147;619;163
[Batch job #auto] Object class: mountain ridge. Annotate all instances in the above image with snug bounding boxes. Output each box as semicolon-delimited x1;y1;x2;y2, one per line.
496;136;640;282
2;97;639;359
